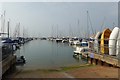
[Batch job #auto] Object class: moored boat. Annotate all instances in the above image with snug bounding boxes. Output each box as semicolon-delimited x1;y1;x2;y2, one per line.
116;28;120;56
100;28;111;54
94;32;102;53
109;27;119;55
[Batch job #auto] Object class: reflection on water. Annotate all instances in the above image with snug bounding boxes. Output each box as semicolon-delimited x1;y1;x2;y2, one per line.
15;40;87;69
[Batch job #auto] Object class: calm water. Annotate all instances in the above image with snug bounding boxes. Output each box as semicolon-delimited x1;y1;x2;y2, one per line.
15;40;87;69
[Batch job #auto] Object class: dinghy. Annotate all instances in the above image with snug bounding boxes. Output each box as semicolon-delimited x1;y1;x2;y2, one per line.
116;28;120;56
109;27;119;55
100;28;111;54
94;32;102;53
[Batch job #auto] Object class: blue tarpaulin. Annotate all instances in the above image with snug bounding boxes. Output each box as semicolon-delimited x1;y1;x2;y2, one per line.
3;38;14;43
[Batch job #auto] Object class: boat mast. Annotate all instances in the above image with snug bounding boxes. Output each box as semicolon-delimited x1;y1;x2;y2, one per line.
87;11;95;38
100;17;106;32
23;26;25;38
18;22;20;37
57;24;58;38
51;25;53;38
88;11;94;35
77;19;80;38
7;20;10;38
87;11;89;38
69;24;73;38
3;11;5;38
13;22;20;38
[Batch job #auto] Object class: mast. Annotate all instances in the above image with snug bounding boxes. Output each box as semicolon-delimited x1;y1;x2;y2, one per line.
87;11;89;38
13;22;20;38
69;24;72;38
7;20;9;38
57;24;58;38
100;17;106;32
87;11;95;38
3;11;5;37
23;26;24;38
88;11;94;35
0;15;3;34
77;19;80;37
51;25;53;38
18;22;20;37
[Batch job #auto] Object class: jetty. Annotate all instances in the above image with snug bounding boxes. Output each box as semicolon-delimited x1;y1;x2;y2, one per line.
79;52;120;68
1;54;16;75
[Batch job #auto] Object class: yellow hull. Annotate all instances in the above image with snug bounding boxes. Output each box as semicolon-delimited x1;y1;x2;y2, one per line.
100;28;111;54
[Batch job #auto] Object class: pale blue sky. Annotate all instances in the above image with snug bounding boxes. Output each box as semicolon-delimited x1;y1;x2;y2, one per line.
1;2;118;37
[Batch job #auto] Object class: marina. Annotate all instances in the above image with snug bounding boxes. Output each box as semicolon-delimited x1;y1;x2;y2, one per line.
0;2;119;79
15;40;87;69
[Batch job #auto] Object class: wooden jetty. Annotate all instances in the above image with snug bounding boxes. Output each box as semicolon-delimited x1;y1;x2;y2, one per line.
1;54;16;75
80;52;120;68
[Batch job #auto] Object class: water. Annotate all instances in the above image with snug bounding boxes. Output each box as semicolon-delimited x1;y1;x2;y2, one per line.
15;40;87;69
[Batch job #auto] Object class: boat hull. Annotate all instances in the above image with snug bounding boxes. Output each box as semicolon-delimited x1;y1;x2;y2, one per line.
116;28;120;55
100;28;111;54
94;32;102;53
109;27;119;55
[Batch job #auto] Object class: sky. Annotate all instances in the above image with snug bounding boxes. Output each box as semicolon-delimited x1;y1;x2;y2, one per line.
0;2;118;37
0;0;119;2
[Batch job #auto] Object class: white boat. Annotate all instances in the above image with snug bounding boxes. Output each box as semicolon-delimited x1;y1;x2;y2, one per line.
74;47;80;53
69;37;80;45
73;40;80;45
69;38;74;44
109;27;119;55
62;37;69;43
94;32;102;53
80;41;89;47
116;28;120;56
56;38;62;42
74;41;89;54
74;47;91;54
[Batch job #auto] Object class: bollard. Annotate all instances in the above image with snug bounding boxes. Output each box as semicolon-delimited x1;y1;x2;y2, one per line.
95;59;98;65
101;61;104;66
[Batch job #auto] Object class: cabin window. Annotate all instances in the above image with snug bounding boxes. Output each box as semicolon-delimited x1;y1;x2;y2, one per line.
82;43;88;47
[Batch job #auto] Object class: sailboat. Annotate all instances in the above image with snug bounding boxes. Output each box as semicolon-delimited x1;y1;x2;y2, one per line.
73;11;94;55
72;37;80;45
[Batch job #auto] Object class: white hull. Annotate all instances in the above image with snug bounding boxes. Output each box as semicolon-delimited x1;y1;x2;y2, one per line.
94;32;101;53
116;28;120;55
73;40;80;45
109;27;119;55
74;47;80;53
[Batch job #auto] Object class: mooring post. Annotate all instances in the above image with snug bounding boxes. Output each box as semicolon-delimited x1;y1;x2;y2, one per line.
101;61;104;66
95;59;98;65
86;54;89;62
